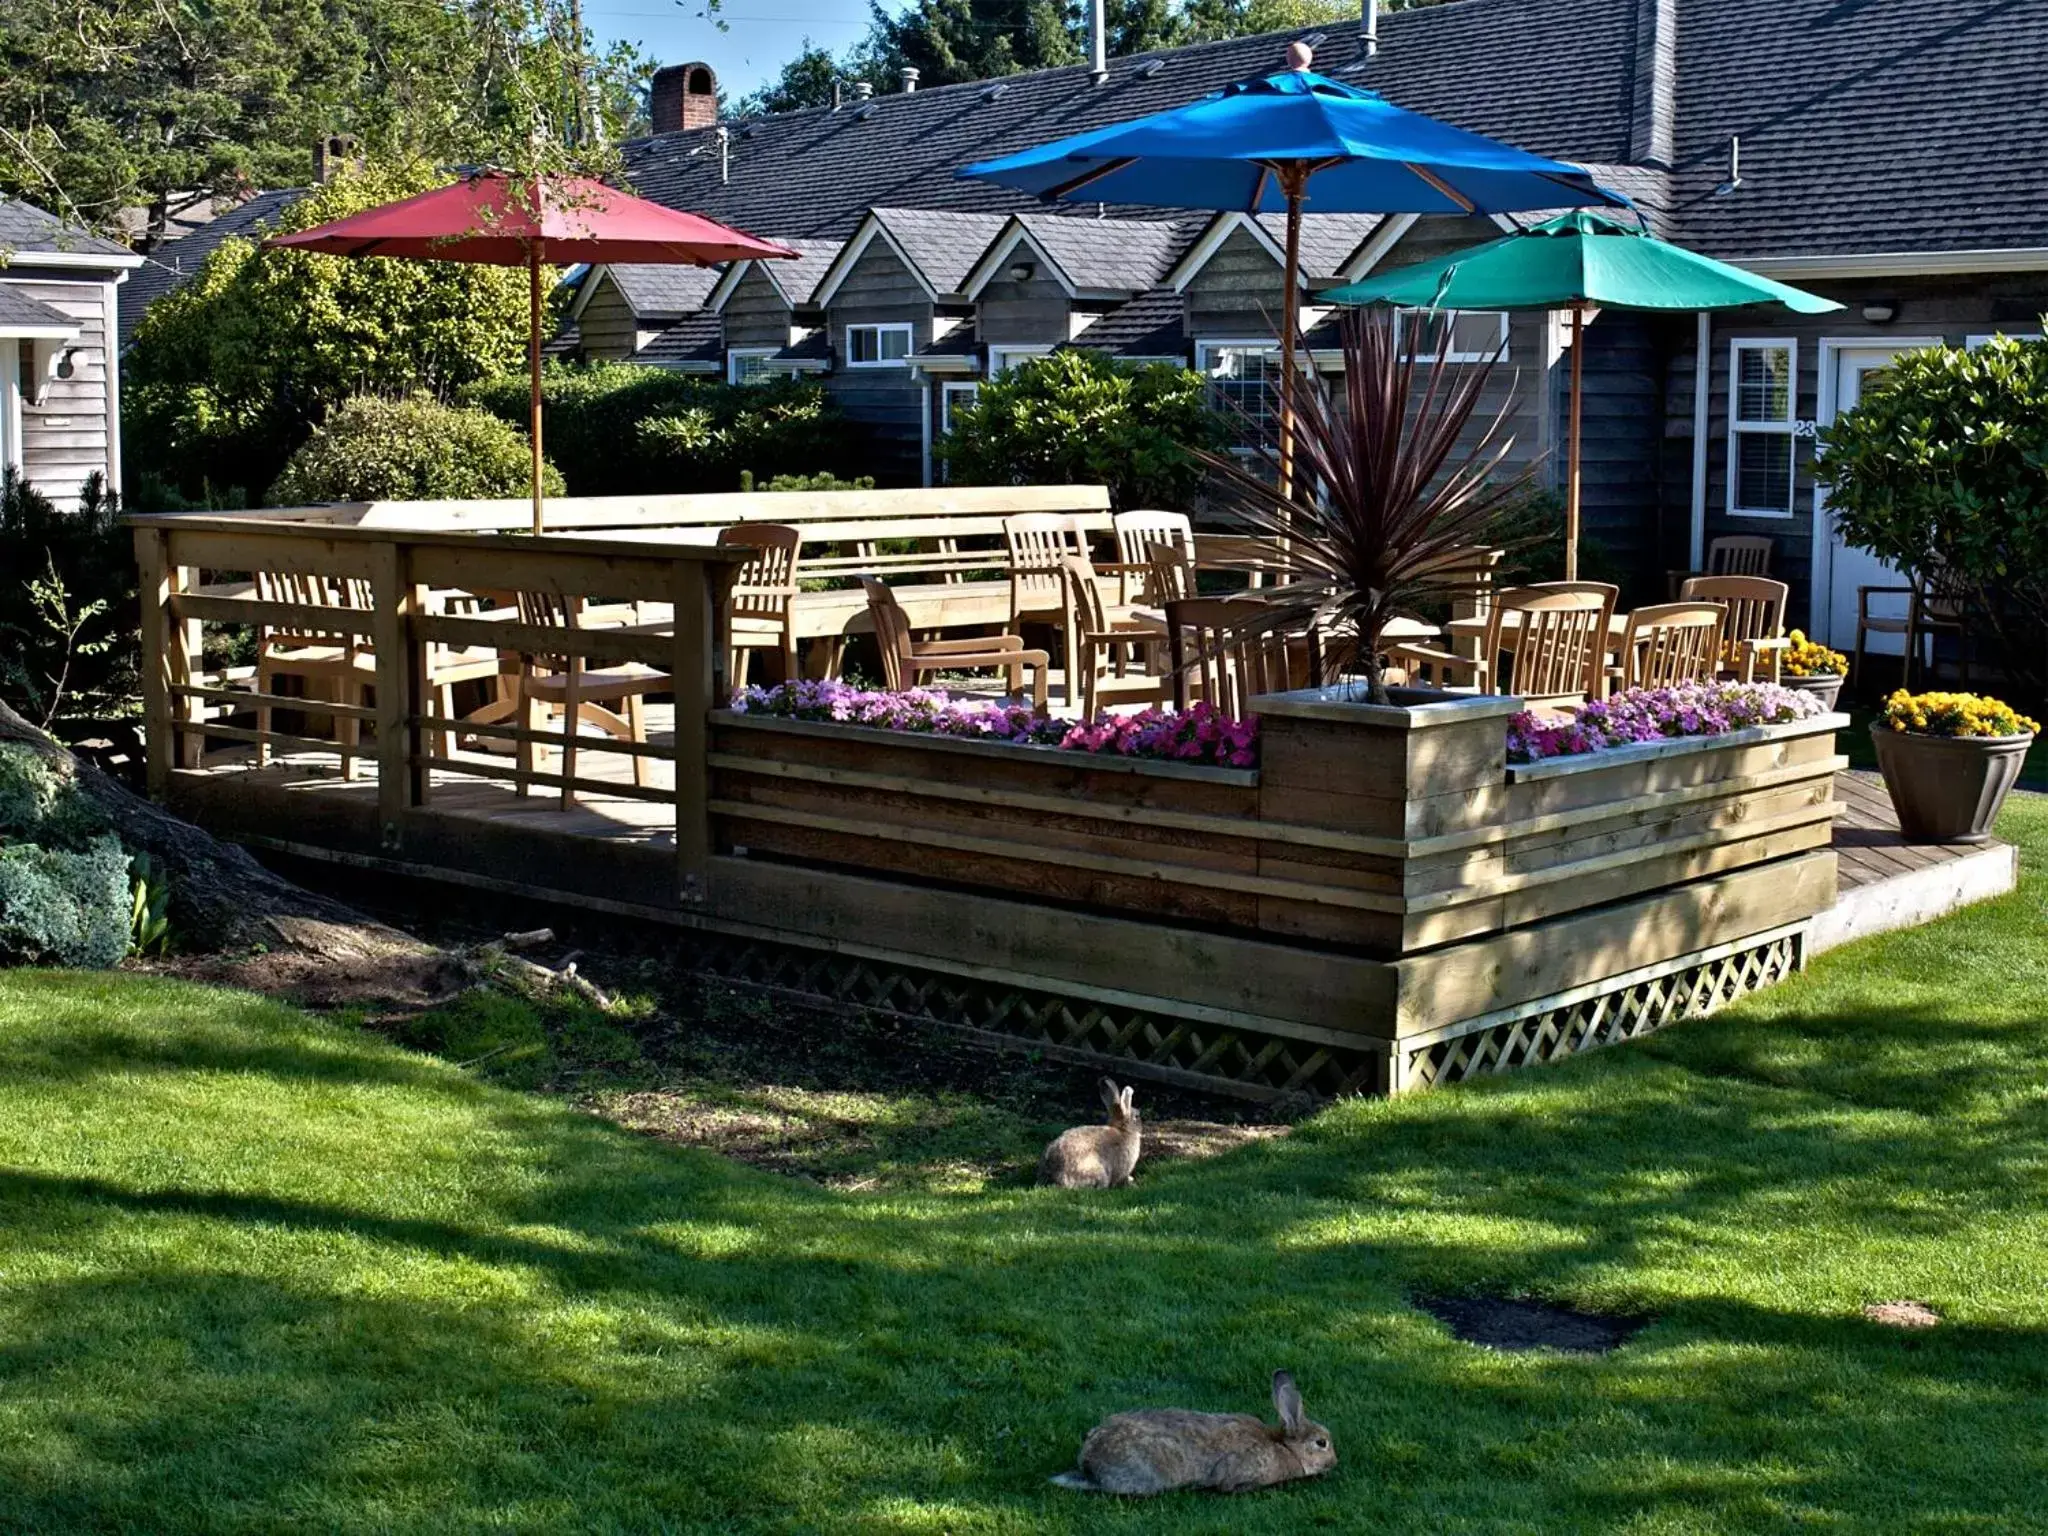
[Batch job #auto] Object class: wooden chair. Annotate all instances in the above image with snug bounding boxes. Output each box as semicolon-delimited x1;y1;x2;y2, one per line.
1003;512;1085;632
1681;575;1789;683
1388;582;1618;707
513;590;674;811
1856;573;1970;691
254;571;376;778
1618;601;1726;690
1165;596;1322;716
718;523;802;690
1112;510;1195;604
1667;534;1774;597
1148;545;1197;605
1062;556;1171;717
860;576;1049;708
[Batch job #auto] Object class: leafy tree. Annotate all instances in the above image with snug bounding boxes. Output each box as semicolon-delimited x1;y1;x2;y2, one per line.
937;350;1226;510
1814;331;2048;696
858;0;1083;89
0;0;648;245
268;394;563;505
124;162;544;503
733;41;846;117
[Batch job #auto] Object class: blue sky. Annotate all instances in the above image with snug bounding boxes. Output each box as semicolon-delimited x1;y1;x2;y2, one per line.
583;0;880;103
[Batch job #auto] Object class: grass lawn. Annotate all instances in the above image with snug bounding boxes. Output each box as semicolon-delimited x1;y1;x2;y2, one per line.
4;805;2048;1532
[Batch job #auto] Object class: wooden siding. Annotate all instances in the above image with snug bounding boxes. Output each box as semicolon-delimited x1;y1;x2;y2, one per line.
821;240;931;482
1673;274;2048;627
723;266;794;349
976;268;1073;346
576;275;651;361
1559;309;1687;597
5;274;114;507
1183;226;1285;339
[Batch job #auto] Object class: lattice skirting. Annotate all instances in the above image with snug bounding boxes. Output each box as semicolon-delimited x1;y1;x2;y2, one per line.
1393;924;1808;1094
684;935;1387;1103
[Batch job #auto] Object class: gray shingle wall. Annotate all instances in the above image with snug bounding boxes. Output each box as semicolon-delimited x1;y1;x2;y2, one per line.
6;276;113;506
822;240;931;479
579;277;648;361
723;265;794;348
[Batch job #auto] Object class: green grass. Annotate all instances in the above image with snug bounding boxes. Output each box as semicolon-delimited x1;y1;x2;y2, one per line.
4;804;2048;1531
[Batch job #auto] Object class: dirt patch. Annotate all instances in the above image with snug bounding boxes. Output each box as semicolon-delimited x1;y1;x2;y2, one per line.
1863;1300;1942;1329
1416;1294;1652;1354
1143;1120;1291;1162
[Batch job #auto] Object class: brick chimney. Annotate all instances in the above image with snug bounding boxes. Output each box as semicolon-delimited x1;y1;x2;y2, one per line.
651;62;719;134
312;133;359;183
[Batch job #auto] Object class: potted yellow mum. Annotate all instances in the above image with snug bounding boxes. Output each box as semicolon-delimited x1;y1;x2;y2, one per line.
1779;631;1847;712
1872;691;2038;843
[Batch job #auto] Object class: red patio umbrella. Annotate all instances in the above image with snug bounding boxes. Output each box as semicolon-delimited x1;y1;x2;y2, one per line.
267;171;797;532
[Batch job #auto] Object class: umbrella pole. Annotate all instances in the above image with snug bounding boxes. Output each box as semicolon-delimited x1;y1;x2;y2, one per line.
1566;301;1584;582
528;246;544;537
1278;164;1306;506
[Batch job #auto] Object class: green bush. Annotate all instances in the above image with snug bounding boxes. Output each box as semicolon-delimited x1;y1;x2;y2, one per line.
0;470;138;724
465;363;867;495
936;351;1229;510
268;394;564;505
1815;331;2048;694
0;743;128;969
739;470;877;493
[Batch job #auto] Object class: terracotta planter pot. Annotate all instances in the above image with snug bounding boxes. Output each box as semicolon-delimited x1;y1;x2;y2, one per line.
1782;673;1843;712
1870;725;2032;844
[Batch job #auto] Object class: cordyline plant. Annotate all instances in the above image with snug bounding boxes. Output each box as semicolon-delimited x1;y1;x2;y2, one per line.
1197;306;1541;704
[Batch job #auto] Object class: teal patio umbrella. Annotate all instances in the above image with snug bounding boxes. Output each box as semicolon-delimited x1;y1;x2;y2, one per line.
1321;209;1841;577
963;42;1627;498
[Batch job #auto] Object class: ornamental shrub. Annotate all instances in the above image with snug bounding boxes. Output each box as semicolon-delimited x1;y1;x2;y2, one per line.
268;394;563;505
464;363;866;494
0;742;129;969
0;469;138;723
937;351;1228;511
1814;330;2048;694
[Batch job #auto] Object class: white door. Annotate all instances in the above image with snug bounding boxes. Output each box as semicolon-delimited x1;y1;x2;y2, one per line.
1812;341;1940;651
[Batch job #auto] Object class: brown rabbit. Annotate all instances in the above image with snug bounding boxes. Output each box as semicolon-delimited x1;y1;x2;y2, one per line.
1051;1370;1335;1496
1037;1078;1140;1188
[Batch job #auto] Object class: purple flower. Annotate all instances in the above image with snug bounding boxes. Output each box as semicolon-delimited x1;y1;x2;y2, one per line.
1505;681;1823;764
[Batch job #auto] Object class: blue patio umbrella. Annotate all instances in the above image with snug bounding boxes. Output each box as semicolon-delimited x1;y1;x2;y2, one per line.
963;42;1629;492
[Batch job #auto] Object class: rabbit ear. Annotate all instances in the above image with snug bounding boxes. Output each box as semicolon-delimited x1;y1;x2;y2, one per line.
1119;1085;1136;1116
1098;1077;1122;1111
1273;1370;1305;1435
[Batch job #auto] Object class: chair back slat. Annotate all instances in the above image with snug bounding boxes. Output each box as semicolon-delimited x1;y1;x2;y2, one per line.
1114;510;1194;602
1005;513;1083;620
1490;582;1616;704
515;589;584;673
859;576;914;691
1148;547;1196;605
717;523;802;619
1166;595;1321;717
1623;601;1726;689
255;570;362;648
1706;535;1774;578
1681;575;1787;676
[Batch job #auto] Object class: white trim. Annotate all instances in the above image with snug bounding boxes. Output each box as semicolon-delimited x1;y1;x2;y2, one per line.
1333;213;1418;281
1811;336;1944;649
987;342;1054;375
725;346;784;385
962;223;1078;301
0;247;143;272
1689;312;1710;570
811;216;939;307
1165;212;1294;292
1967;330;2043;348
843;321;915;368
1743;247;2048;279
705;260;757;313
565;265;610;323
932;379;979;484
102;277;121;491
1725;337;1798;519
1;341;19;477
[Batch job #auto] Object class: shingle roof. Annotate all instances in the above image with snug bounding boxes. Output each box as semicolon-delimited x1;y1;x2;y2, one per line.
632;311;723;368
1669;0;2048;259
118;189;305;347
1014;214;1198;293
873;208;1010;295
0;197;134;260
1065;289;1188;360
764;240;845;305
0;284;80;333
605;262;723;318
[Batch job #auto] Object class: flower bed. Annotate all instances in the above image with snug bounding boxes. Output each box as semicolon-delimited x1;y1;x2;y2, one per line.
1507;681;1826;763
731;680;1260;768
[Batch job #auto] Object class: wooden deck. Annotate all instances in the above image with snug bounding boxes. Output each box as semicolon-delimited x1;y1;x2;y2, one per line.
186;723;2016;953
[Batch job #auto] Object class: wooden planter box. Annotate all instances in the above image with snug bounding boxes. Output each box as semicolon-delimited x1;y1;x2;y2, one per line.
708;690;1848;961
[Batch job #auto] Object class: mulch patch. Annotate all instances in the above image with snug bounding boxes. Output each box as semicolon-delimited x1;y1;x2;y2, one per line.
1416;1294;1653;1354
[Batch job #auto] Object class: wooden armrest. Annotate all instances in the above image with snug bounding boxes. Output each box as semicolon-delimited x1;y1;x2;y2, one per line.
1744;636;1791;651
916;634;1025;656
919;647;1048;668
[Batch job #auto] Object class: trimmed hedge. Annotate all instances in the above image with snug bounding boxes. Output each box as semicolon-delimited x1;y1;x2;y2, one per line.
268;394;563;505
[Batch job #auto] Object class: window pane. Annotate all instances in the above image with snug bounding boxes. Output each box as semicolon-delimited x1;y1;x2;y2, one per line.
1735;431;1793;512
848;328;874;364
1736;346;1791;423
1451;311;1505;358
879;327;910;362
732;353;783;386
1201;346;1279;451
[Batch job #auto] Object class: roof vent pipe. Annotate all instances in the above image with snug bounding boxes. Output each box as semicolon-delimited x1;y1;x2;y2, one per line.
855;80;874;102
717;124;730;185
1090;0;1108;83
832;79;842;110
1362;0;1379;57
901;66;919;93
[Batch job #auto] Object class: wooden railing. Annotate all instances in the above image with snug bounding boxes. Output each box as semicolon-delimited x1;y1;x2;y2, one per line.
131;513;740;902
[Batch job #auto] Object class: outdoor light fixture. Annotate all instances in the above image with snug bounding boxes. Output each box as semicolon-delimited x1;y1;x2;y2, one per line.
1861;301;1897;324
1007;260;1037;282
54;348;76;379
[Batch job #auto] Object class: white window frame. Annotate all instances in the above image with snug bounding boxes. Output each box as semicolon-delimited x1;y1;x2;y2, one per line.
987;343;1054;375
1967;330;2043;348
1726;337;1799;520
0;341;18;475
1196;338;1283;460
844;322;914;369
1395;307;1511;363
726;347;786;386
938;380;979;434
